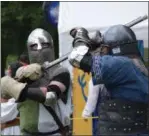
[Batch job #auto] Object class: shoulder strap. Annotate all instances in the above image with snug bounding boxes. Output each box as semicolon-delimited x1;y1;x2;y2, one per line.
43;104;65;133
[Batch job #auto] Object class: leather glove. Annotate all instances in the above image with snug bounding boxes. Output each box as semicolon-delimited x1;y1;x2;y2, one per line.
15;63;42;82
89;30;103;50
1;76;27;101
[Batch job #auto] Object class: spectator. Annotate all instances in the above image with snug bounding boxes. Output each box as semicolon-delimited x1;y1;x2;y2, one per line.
7;53;29;78
1;53;29;135
1;97;20;135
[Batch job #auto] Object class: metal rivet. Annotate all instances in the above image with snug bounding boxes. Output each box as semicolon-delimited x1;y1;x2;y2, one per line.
128;128;131;131
112;115;115;119
109;128;112;131
135;123;138;125
124;128;126;131
103;127;106;130
113;103;116;106
109;104;112;106
123;106;126;109
128;106;131;108
123;117;126;120
114;128;116;130
137;111;140;114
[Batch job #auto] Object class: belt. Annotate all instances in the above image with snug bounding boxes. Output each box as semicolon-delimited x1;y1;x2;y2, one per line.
98;99;148;135
23;126;69;136
1;117;20;130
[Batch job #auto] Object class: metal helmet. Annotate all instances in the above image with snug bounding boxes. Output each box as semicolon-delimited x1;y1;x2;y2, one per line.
27;28;55;64
102;25;140;56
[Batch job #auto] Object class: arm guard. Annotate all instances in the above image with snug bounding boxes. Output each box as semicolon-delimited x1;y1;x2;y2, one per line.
48;66;71;103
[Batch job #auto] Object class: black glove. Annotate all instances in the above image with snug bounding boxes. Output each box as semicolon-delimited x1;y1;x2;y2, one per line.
89;30;103;50
70;27;93;49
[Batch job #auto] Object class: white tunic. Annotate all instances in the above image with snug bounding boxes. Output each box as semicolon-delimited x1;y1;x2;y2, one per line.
1;98;20;135
37;86;72;135
82;79;108;117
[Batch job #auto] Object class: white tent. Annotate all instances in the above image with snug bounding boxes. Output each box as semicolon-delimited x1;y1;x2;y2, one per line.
58;2;148;73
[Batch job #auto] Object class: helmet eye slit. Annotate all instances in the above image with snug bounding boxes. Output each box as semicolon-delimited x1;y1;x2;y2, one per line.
30;43;52;51
41;42;51;48
30;44;38;50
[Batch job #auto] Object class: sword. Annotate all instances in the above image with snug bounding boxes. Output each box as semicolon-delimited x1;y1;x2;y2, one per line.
125;15;148;27
45;15;148;69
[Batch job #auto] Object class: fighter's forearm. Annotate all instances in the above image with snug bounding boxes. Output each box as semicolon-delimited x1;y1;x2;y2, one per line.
17;86;47;103
17;72;70;103
48;71;70;98
20;80;70;104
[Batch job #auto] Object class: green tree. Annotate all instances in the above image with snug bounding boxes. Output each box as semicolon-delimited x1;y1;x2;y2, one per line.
1;1;58;77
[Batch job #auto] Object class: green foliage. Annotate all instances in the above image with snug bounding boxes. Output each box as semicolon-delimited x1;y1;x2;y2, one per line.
1;1;44;52
6;54;18;69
